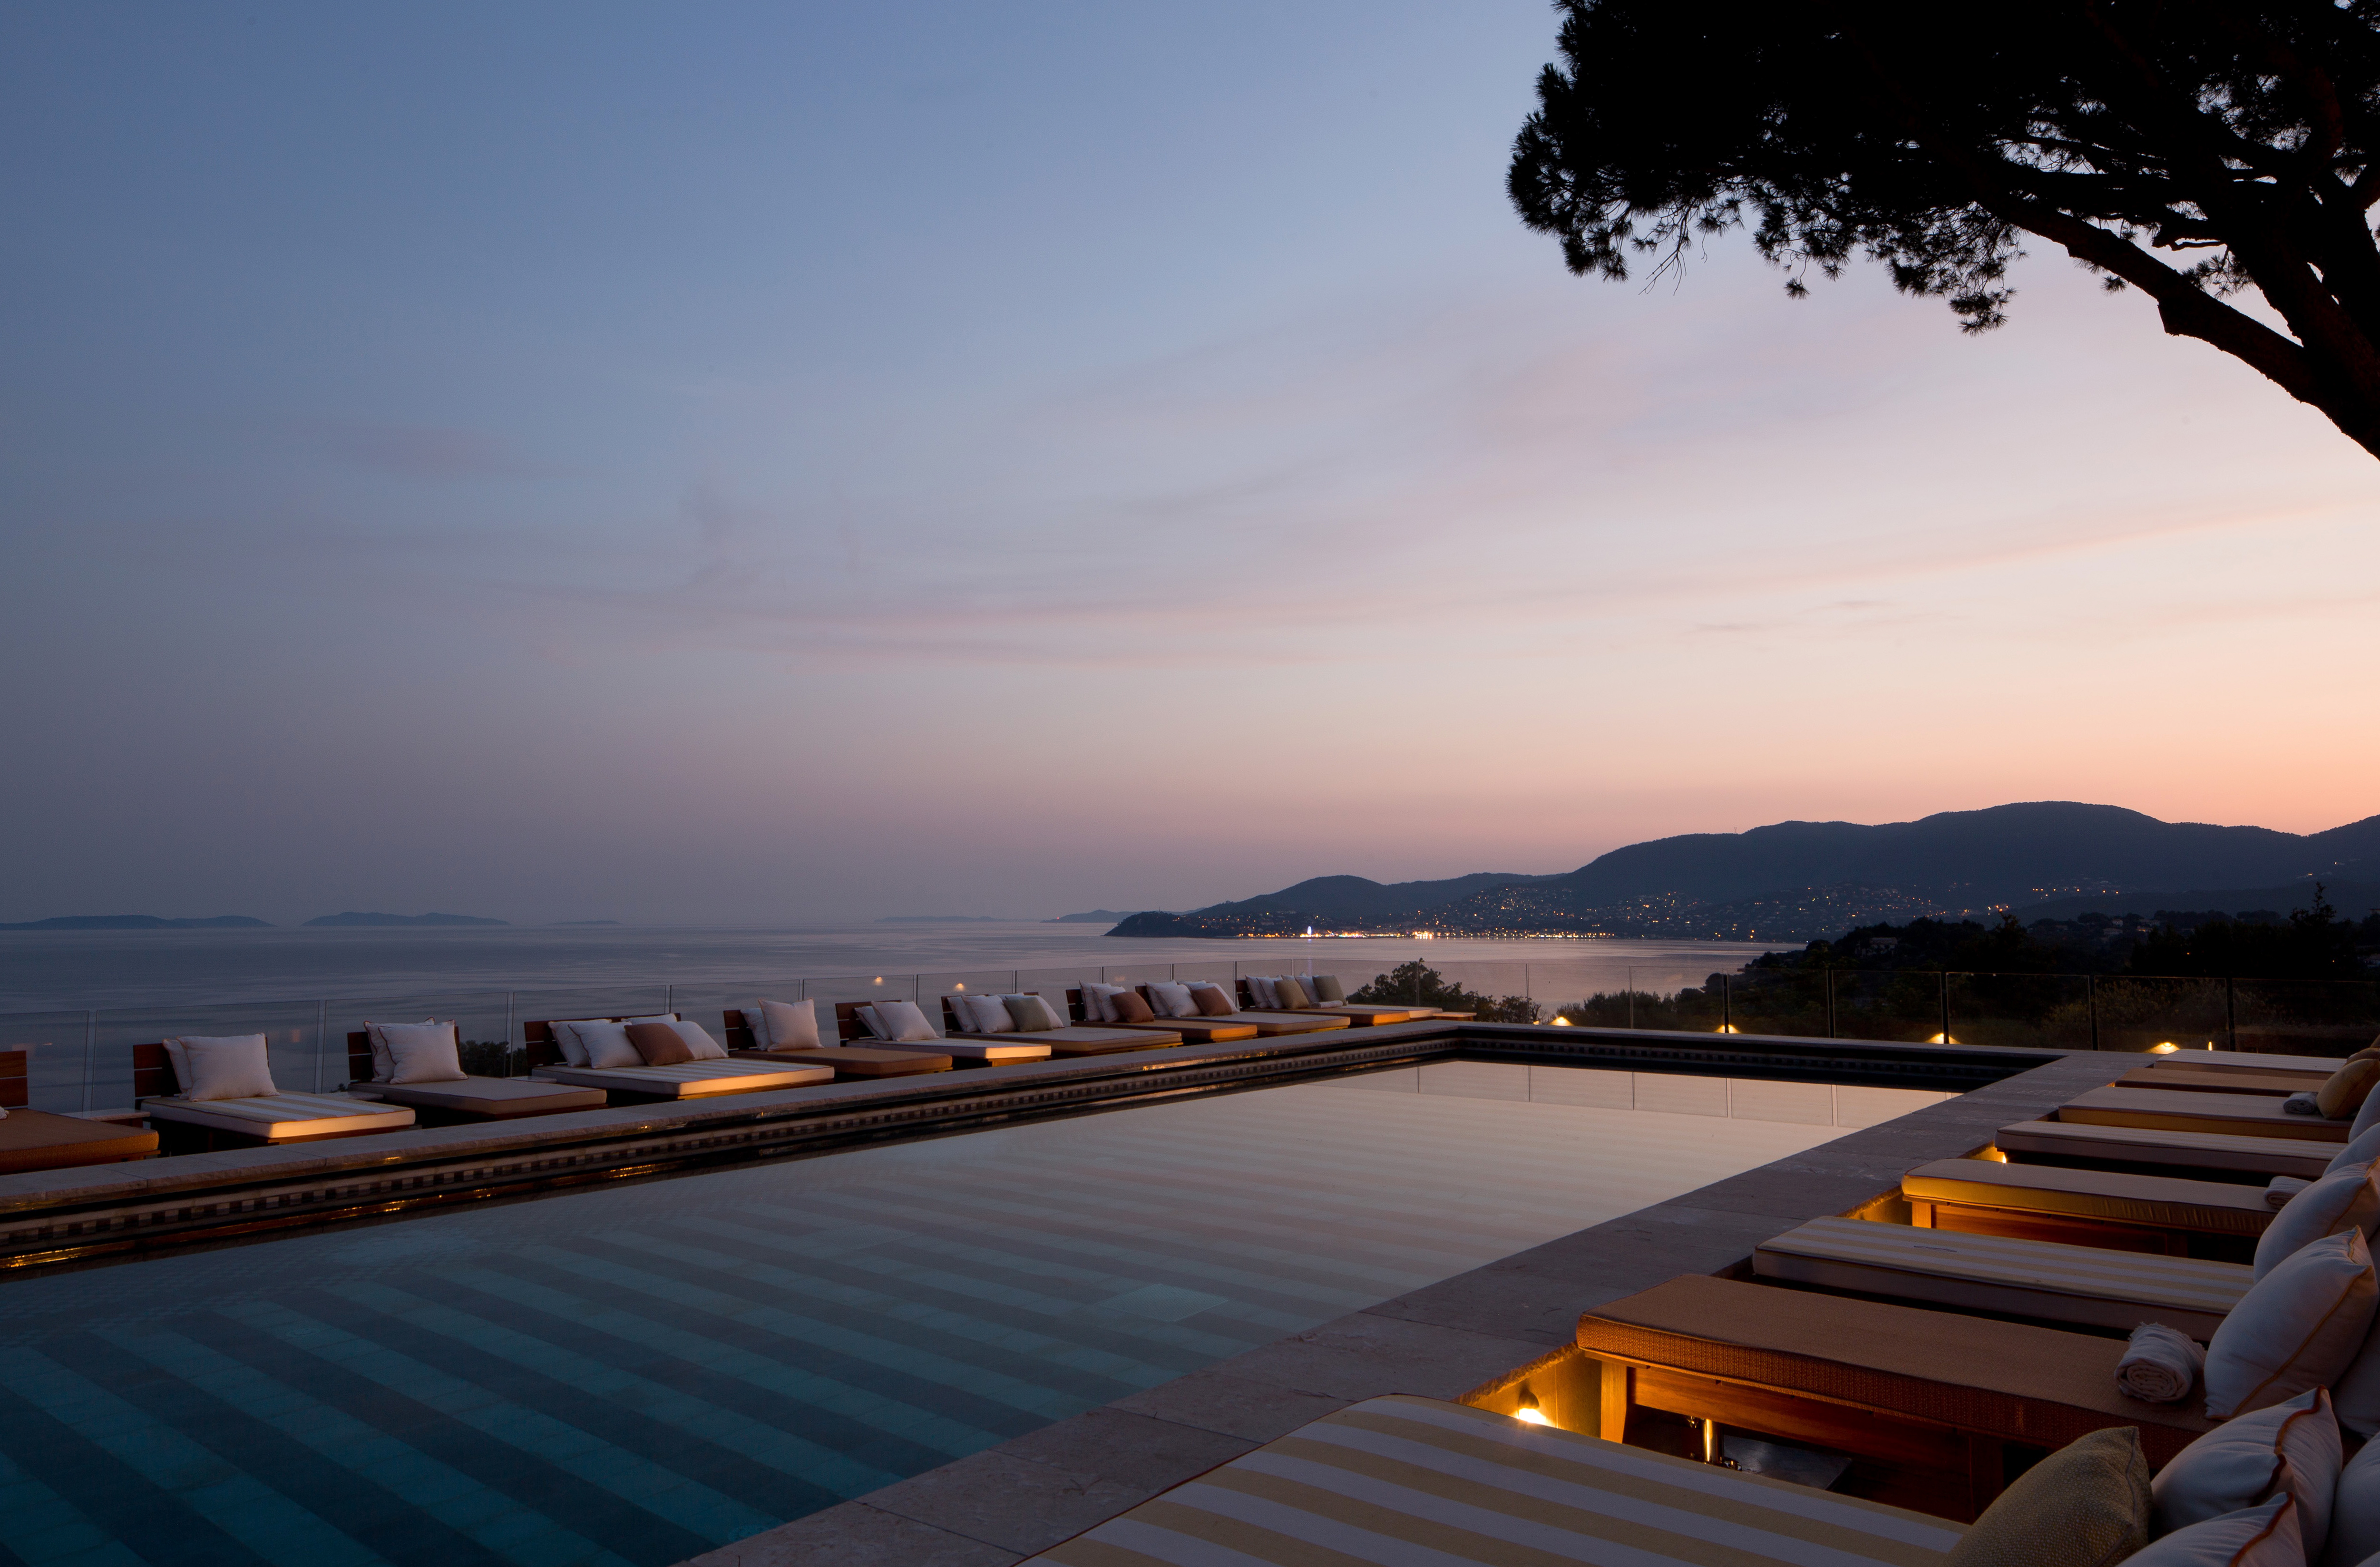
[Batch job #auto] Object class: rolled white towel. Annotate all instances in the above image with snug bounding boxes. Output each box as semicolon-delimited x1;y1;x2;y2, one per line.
2116;1322;2204;1404
2285;1091;2323;1116
2268;1175;2313;1209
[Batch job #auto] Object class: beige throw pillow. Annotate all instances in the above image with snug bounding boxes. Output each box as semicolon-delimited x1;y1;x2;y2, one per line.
1002;994;1063;1032
1309;974;1346;1002
1188;984;1234;1017
1274;978;1313;1009
1943;1425;2148;1567
2151;1387;2338;1560
2255;1167;2380;1278
2205;1228;2378;1419
1111;988;1156;1024
2122;1496;2298;1567
2320;1060;2380;1120
378;1021;466;1085
625;1022;694;1065
164;1033;279;1101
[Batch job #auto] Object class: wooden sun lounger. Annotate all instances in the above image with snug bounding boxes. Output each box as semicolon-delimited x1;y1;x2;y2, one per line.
723;1012;955;1077
134;1043;415;1152
1023;1393;1966;1567
1232;980;1427;1025
341;1032;607;1120
1996;1117;2339;1180
1754;1216;2251;1341
1901;1156;2271;1254
921;998;1183;1056
0;1050;158;1172
2141;1049;2353;1076
2113;1065;2328;1096
523;1020;833;1099
2056;1082;2352;1141
1576;1274;2215;1521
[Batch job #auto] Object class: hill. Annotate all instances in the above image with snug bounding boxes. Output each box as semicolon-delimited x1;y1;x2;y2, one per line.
1112;803;2380;941
0;915;271;931
303;912;509;928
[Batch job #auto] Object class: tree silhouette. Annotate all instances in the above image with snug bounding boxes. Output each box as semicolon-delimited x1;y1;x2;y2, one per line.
1509;1;2380;458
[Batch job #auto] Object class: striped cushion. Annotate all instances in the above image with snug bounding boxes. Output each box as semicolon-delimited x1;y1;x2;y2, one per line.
1755;1217;2249;1340
144;1092;414;1140
1027;1394;1964;1565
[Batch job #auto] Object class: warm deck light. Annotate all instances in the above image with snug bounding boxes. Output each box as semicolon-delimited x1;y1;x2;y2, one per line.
1512;1406;1551;1425
1552;1017;1571;1026
2149;1041;2179;1053
1714;1024;1739;1034
1926;1033;1958;1044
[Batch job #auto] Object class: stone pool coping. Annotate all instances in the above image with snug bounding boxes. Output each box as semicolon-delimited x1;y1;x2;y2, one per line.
676;1044;2136;1566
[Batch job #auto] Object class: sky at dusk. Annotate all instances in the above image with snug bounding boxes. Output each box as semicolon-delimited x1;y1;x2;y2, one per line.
4;2;2377;926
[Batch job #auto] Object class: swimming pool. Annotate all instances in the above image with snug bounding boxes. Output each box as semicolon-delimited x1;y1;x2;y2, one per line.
0;1068;1946;1567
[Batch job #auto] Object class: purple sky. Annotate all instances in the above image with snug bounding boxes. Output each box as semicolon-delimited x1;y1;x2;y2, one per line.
3;2;2375;926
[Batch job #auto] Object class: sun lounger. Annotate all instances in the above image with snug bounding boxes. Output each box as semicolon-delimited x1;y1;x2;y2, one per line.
1754;1216;2252;1340
1576;1274;2215;1520
2142;1050;2351;1076
0;1050;158;1172
1022;1392;1966;1567
909;999;1180;1057
1900;1156;2271;1254
1232;979;1429;1026
133;1043;415;1150
721;1011;955;1077
2056;1082;2352;1140
2114;1065;2328;1096
339;1032;607;1120
523;1019;832;1099
1077;988;1346;1038
1996;1117;2339;1180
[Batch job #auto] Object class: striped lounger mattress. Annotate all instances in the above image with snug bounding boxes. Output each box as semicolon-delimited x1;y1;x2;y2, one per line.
530;1060;833;1098
142;1091;416;1141
1025;1394;1964;1566
1754;1215;2251;1340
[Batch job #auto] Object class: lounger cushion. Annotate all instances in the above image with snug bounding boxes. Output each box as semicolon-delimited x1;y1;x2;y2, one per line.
1145;982;1195;1017
1109;988;1156;1024
859;1000;938;1042
2204;1229;2377;1418
1902;1158;2273;1237
2060;1085;2354;1142
0;1109;159;1173
577;1021;645;1069
2321;1061;2380;1120
2151;1388;2338;1557
2317;1304;2380;1438
366;1077;606;1119
164;1034;278;1101
1246;975;1279;1007
1309;973;1346;1002
1278;977;1317;1008
1945;1426;2147;1567
1079;984;1129;1023
744;998;819;1051
625;1022;695;1065
950;995;1010;1033
1002;994;1064;1032
377;1021;465;1084
146;1092;414;1140
2323;1429;2380;1567
2351;1081;2380;1144
2254;1167;2380;1277
2327;1126;2380;1176
535;1060;833;1097
1023;1393;1967;1567
2126;1496;2298;1567
1189;983;1234;1016
2000;1120;2339;1180
363;1018;435;1081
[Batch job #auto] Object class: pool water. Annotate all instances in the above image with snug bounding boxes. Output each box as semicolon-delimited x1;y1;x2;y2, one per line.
0;1068;1945;1567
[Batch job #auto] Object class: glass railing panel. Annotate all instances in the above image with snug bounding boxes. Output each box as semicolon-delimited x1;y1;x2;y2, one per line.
1945;973;2093;1050
1827;969;1947;1044
1725;969;1831;1039
508;986;673;1037
90;997;332;1099
2091;976;2227;1053
2232;978;2380;1058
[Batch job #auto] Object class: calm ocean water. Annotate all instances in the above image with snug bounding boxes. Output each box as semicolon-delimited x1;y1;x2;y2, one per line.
0;924;1789;1014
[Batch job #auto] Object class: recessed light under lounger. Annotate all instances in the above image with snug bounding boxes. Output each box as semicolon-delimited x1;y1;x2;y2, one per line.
0;1050;158;1173
342;1029;605;1122
935;992;1200;1054
524;1016;832;1100
724;1004;954;1077
136;1036;414;1152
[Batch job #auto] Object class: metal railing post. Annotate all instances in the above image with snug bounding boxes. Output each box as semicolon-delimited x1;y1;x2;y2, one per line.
1627;967;1635;1029
1824;968;1836;1039
1939;973;1951;1047
2225;975;2237;1051
1721;974;1731;1032
2087;974;2099;1050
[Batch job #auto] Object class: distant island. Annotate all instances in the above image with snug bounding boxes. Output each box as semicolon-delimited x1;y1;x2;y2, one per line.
877;915;1003;923
0;914;271;931
550;920;621;926
304;912;510;928
1109;802;2380;943
1048;909;1138;924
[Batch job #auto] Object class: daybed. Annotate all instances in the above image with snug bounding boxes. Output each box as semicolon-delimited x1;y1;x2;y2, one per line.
2057;1083;2353;1141
1023;1393;1967;1567
135;1039;415;1152
524;1016;833;1099
0;1049;157;1173
1080;983;1349;1038
1753;1215;2251;1340
904;995;1181;1057
1235;974;1427;1025
342;1030;606;1122
722;1005;954;1077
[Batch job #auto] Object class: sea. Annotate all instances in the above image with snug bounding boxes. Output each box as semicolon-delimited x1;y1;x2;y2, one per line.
0;923;1791;1015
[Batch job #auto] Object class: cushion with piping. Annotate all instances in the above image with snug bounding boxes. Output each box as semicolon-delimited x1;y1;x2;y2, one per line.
867;1000;939;1043
2205;1228;2378;1418
1188;983;1235;1017
2347;1077;2380;1145
572;1021;644;1070
2152;1387;2339;1559
1146;982;1196;1018
745;999;820;1051
2321;1060;2380;1120
946;995;1002;1034
1309;974;1346;1002
363;1018;435;1081
1942;1425;2148;1567
2122;1496;2297;1567
1274;977;1313;1009
163;1033;278;1101
2321;1417;2380;1567
378;1021;466;1085
666;1019;726;1060
2256;1167;2380;1278
2327;1124;2380;1177
547;1020;598;1066
625;1022;695;1065
855;1003;887;1039
2318;1301;2380;1438
1111;988;1156;1024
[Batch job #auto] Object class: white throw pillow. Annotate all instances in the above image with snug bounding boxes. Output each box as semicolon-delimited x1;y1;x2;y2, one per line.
962;995;1014;1033
1248;976;1279;1008
2258;1168;2380;1278
548;1020;595;1066
1147;982;1195;1018
378;1021;466;1085
363;1018;435;1081
1082;984;1127;1023
2206;1228;2379;1418
2328;1126;2380;1178
868;1000;939;1042
667;1020;728;1060
1309;974;1346;1002
572;1021;644;1069
2152;1387;2338;1559
745;999;819;1051
2351;1083;2380;1146
2323;1420;2380;1567
163;1034;279;1101
2125;1496;2298;1567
